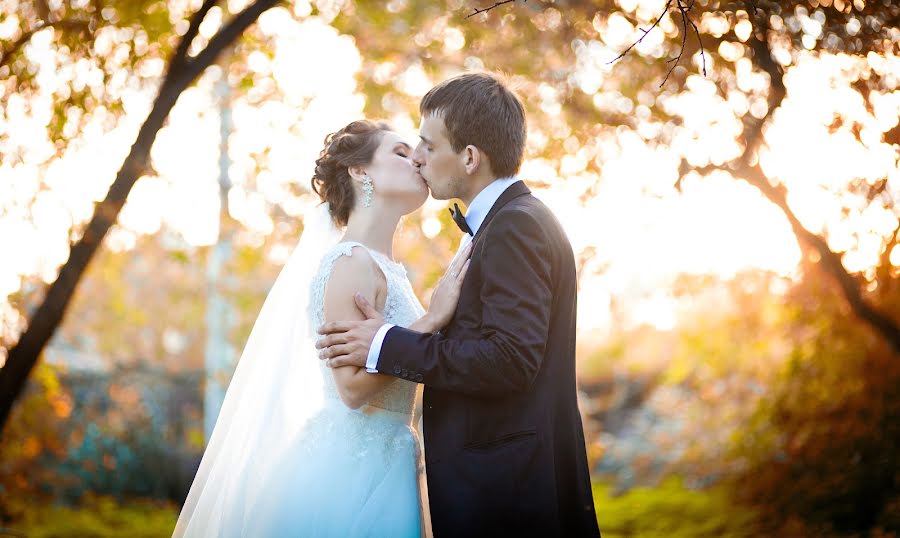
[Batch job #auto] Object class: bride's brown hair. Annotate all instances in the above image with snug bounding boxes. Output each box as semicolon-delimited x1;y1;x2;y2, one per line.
311;120;392;227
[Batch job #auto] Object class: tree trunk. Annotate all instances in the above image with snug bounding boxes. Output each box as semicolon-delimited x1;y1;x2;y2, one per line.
0;0;281;438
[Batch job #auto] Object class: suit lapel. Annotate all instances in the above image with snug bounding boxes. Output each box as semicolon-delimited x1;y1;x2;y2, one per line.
472;180;531;243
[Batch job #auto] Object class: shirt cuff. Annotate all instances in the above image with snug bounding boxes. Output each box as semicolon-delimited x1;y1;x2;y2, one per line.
366;323;394;373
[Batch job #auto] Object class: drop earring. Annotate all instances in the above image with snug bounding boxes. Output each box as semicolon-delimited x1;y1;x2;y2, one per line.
362;174;374;208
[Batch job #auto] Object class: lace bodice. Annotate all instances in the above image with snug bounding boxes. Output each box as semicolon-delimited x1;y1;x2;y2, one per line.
308;241;426;417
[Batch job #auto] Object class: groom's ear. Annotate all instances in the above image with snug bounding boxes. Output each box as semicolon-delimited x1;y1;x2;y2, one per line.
463;145;482;175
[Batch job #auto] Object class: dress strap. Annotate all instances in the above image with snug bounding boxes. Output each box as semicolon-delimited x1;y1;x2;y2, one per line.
328;241;405;279
328;241;377;268
307;242;378;336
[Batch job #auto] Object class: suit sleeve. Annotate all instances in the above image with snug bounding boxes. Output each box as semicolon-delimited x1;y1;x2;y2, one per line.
378;209;553;396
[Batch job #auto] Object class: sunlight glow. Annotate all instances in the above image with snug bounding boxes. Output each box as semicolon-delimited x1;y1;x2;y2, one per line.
1;12;897;338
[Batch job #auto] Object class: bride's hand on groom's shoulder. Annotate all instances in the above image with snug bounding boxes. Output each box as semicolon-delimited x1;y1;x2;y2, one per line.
425;241;472;330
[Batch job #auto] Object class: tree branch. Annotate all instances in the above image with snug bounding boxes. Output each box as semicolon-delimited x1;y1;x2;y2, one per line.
608;0;672;66
185;0;279;76
680;11;900;356
606;0;706;86
465;0;524;19
661;0;691;87
169;0;219;72
0;0;283;439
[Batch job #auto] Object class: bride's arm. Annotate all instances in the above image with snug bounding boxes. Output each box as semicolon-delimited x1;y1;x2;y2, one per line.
323;250;397;409
316;242;473;373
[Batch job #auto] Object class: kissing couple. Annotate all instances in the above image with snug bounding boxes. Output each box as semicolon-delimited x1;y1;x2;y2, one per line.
173;72;601;538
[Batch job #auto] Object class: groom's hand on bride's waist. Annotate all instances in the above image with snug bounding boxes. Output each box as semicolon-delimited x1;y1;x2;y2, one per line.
317;292;384;369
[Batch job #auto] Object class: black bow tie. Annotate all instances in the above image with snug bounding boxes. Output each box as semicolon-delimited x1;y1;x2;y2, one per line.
449;203;473;236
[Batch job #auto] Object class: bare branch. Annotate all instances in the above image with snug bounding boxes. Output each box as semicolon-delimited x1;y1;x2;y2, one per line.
660;0;688;86
608;0;672;65
605;0;706;87
686;2;705;76
466;0;525;19
661;0;705;86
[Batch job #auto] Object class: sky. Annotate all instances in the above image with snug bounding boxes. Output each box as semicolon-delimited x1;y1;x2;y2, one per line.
1;7;898;336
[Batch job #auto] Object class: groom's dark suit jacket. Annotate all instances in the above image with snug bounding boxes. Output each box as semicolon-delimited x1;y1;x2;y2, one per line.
378;180;601;537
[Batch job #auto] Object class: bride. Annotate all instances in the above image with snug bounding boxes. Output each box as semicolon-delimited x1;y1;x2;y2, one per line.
173;120;471;537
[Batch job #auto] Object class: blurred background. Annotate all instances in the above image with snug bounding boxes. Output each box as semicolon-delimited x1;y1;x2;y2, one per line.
1;0;899;536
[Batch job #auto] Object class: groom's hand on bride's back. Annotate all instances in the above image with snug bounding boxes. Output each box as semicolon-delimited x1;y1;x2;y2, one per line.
317;293;384;369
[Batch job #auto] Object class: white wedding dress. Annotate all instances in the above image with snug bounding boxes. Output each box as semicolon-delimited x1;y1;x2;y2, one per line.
243;241;428;537
173;220;430;537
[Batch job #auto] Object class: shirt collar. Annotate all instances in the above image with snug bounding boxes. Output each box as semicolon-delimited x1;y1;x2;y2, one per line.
463;176;520;235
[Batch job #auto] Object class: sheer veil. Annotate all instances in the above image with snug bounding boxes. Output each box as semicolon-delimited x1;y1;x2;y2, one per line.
173;202;342;537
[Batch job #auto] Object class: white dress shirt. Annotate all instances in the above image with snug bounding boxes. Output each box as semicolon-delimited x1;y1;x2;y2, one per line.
365;176;520;373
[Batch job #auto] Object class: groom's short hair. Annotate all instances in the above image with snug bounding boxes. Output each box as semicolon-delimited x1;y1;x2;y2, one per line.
420;72;526;178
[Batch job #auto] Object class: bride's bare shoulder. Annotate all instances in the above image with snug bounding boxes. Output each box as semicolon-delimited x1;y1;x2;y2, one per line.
323;245;386;317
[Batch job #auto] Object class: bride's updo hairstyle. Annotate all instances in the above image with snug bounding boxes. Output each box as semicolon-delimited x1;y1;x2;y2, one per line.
311;120;392;227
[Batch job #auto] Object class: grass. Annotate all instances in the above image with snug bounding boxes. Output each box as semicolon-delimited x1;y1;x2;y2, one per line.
4;478;760;538
3;495;178;538
593;476;761;538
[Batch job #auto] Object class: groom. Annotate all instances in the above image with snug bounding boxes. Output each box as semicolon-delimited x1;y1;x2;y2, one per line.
317;73;601;537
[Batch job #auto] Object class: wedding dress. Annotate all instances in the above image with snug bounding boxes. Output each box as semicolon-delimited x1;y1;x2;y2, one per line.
173;204;428;538
245;241;427;537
